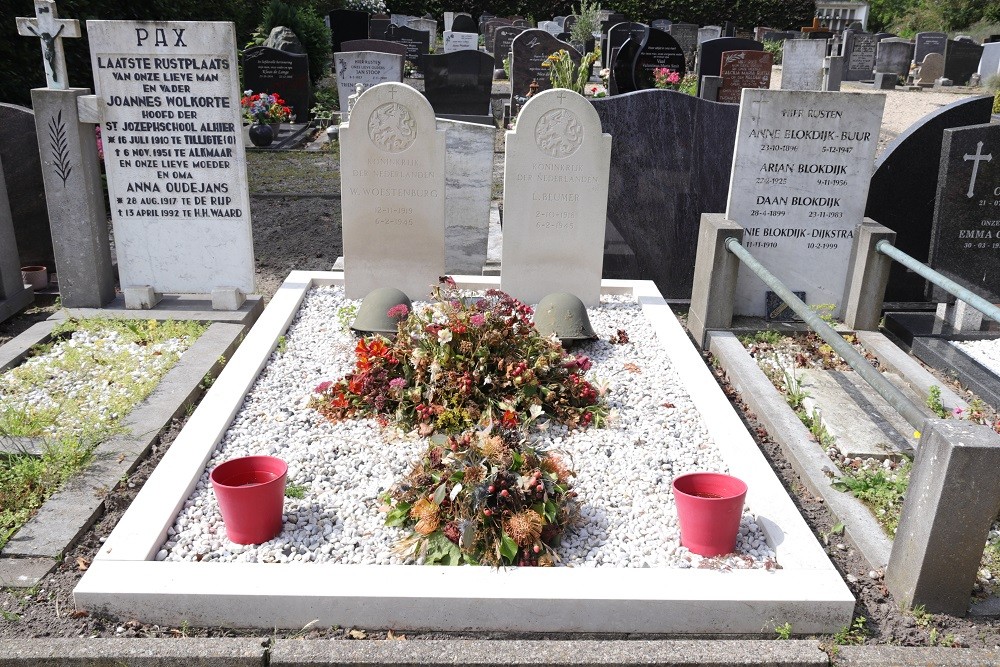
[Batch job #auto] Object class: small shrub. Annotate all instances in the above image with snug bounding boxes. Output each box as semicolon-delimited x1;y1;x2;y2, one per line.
763;40;783;65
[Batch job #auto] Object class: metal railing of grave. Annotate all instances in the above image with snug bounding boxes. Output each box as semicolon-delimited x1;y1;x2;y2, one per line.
876;240;1000;325
724;237;928;431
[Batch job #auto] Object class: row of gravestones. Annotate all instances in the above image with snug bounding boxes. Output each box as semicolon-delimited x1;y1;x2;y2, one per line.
839;29;988;86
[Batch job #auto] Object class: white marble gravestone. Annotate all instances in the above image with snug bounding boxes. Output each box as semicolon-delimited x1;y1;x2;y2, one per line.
781;39;827;90
443;31;479;53
334;51;405;116
88;21;255;296
0;157;34;322
340;82;446;300
501;88;611;306
979;42;1000;78
726;90;884;317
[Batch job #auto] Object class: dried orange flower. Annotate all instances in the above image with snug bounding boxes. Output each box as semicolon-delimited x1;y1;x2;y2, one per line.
410;498;440;535
504;510;543;546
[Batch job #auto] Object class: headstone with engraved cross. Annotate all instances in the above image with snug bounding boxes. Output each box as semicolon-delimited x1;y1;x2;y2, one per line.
16;0;80;90
501;88;611;306
17;0;115;308
930;123;1000;301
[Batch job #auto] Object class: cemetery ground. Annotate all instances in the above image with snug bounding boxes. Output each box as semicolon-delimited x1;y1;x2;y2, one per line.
3;79;1000;657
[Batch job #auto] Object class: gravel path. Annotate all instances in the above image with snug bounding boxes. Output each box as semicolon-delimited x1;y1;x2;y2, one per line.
161;286;775;569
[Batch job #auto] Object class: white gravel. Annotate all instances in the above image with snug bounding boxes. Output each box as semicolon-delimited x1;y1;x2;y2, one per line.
953;338;1000;376
160;285;776;569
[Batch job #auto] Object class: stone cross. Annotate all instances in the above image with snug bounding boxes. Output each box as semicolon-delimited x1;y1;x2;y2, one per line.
16;0;80;90
963;141;992;198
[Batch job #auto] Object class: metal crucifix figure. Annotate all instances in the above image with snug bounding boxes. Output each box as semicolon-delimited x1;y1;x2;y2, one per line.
16;0;81;90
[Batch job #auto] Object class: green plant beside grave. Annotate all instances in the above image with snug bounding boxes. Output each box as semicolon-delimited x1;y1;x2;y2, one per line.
763;40;783;65
0;318;205;549
247;0;331;86
570;0;602;44
543;48;601;95
832;460;911;536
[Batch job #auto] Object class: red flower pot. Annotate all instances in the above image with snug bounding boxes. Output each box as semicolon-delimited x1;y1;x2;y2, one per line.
210;455;287;544
672;472;748;557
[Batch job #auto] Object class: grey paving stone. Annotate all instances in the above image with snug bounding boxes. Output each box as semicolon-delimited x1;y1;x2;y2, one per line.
0;556;56;588
836;645;1000;665
0;637;264;666
0;320;55;372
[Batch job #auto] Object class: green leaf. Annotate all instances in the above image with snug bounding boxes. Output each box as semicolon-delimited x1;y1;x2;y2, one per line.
432;482;447;505
424;531;462;566
511;451;524;470
543;500;558;523
500;532;518;563
384;502;411;527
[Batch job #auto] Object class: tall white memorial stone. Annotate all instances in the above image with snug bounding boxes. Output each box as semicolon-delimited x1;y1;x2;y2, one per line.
501;88;611;306
726;89;884;317
87;21;255;305
340;82;446;300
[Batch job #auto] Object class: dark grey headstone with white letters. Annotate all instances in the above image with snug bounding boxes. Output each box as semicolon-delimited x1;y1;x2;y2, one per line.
842;31;878;81
944;39;984;85
914;32;946;64
423;50;495;115
243;47;311;120
510;30;580;104
384;24;431;69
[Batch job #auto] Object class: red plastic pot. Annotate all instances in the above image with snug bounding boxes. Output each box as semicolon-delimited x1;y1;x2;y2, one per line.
210;455;287;545
672;472;748;557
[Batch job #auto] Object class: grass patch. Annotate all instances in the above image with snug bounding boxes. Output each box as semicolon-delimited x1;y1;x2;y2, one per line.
245;151;340;194
0;318;206;549
832;460;911;537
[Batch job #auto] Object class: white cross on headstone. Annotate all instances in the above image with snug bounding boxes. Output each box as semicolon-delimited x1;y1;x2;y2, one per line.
964;141;993;199
16;0;80;90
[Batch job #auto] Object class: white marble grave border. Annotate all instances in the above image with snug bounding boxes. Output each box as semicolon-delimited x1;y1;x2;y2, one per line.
74;271;853;633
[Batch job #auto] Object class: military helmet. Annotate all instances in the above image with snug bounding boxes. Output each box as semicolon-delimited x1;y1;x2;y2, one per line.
533;292;597;342
351;287;412;335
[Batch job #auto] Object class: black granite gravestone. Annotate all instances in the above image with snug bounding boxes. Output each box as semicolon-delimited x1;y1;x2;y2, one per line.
510;30;580;103
695;37;763;95
667;23;699;67
385;24;431;69
842;31;878;81
717;50;773;103
0;104;52;269
914;32;946;64
329;9;370;54
484;18;514;54
929;123;1000;300
864;95;994;302
622;28;685;92
493;26;526;60
723;21;737;37
452;14;478;34
608;22;648;55
423;51;495;115
563;15;578;34
340;39;408;57
944;39;984;85
369;17;390;40
243;47;311;120
592;91;740;298
478;14;494;33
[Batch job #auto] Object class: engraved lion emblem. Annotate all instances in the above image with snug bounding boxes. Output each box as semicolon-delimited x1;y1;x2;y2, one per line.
368;102;417;153
534;108;583;158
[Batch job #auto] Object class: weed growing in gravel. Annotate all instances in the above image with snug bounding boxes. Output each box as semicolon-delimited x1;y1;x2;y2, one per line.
926;385;949;419
285;482;307;499
833;615;869;645
775;621;793;639
831;460;911;536
335;303;358;332
737;330;783;346
0;317;205;549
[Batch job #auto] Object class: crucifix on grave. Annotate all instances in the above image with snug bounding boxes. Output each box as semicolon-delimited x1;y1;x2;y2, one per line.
15;0;116;308
16;0;80;90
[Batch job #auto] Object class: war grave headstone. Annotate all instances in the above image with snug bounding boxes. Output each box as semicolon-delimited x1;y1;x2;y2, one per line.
727;90;885;317
875;39;914;79
696;37;763;96
484;18;514;54
510;30;580;104
437;118;493;275
443;31;479;53
619;28;686;92
0;104;53;269
914;31;946;64
330;9;370;54
340;82;445;300
717;50;773;103
866;95;994;304
842;31;878;81
917;52;945;86
452;14;476;34
408;18;437;47
493;26;525;61
592;91;740;298
340;39;408;58
668;23;699;66
384;24;431;70
334;51;404;116
423;51;494;117
698;26;722;44
0;157;34;323
978;42;1000;77
87;20;255;301
242;47;310;120
780;39;827;90
652;19;672;31
928;123;1000;300
369;16;391;40
944;39;983;85
501;89;611;306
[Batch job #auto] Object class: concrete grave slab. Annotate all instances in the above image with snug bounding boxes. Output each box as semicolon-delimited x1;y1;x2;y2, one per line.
74;272;854;634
